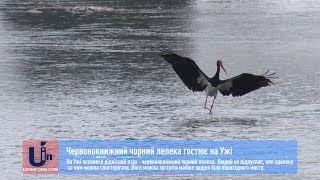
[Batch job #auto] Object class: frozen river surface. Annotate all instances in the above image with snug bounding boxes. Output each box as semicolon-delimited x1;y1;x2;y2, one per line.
0;0;319;179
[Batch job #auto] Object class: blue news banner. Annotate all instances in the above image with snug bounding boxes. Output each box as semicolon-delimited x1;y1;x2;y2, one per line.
59;140;297;175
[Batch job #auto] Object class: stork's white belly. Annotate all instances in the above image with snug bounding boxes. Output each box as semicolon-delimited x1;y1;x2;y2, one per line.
205;84;218;97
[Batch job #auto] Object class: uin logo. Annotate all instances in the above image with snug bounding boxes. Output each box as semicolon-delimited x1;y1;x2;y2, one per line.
22;140;58;174
29;141;53;166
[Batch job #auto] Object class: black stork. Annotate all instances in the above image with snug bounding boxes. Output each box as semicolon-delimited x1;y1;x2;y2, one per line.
161;48;276;115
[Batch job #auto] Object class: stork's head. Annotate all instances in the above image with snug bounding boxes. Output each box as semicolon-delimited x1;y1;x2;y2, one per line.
217;59;227;74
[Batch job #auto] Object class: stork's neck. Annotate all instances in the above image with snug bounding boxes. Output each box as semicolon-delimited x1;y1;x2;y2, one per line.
214;64;220;79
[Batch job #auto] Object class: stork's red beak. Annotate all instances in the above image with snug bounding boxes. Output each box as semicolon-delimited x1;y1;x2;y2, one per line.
221;64;227;74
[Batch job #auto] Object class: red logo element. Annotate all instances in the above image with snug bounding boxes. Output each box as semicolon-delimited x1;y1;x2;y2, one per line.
22;140;59;174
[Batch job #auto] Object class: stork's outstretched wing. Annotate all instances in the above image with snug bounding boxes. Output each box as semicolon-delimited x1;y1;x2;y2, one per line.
161;49;209;92
218;72;275;97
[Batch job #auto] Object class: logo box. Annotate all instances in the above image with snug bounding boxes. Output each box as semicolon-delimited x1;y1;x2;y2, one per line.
22;140;59;174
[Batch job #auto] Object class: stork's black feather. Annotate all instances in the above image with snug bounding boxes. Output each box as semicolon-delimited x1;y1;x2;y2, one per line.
161;52;209;92
218;73;273;97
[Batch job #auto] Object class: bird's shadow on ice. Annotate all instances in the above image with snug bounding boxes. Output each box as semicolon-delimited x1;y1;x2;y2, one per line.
180;116;259;129
165;115;262;138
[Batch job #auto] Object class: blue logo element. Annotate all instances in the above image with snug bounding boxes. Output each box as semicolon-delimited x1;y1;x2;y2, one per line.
29;141;53;167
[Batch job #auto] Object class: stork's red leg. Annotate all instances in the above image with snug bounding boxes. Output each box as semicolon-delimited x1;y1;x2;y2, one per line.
204;96;208;109
204;96;213;115
208;100;215;115
210;100;215;109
